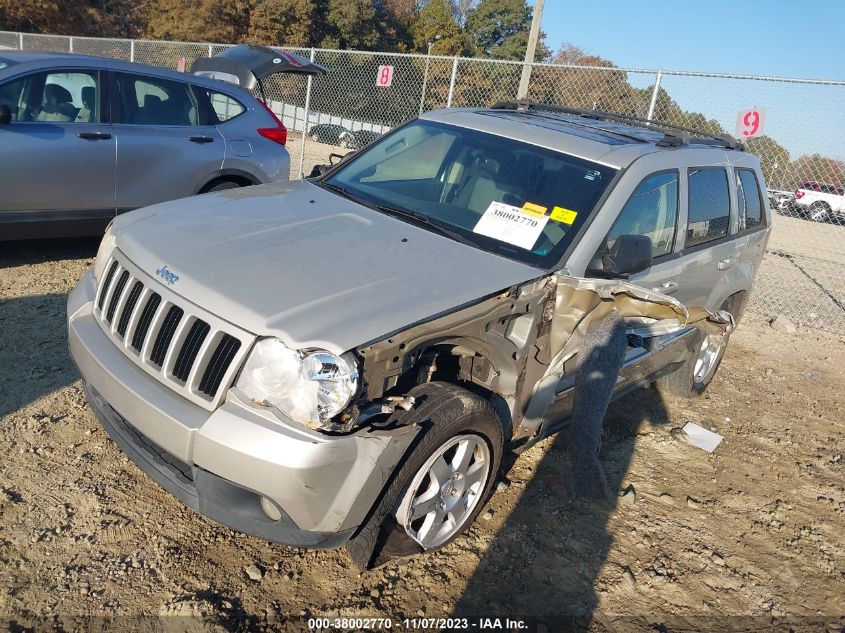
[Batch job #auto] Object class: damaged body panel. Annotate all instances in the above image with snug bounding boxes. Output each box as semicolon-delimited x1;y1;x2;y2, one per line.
356;274;733;440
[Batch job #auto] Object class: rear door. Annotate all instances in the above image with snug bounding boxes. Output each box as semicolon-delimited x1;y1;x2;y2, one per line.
0;68;115;219
674;166;744;310
110;71;224;211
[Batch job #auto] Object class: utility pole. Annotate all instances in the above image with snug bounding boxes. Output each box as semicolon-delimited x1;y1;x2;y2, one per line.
517;0;544;99
420;35;441;115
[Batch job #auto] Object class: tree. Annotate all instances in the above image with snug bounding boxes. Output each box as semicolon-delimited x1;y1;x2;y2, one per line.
465;0;548;61
0;0;148;37
146;0;250;43
745;136;790;189
786;154;845;190
412;0;468;55
321;0;404;50
249;0;314;47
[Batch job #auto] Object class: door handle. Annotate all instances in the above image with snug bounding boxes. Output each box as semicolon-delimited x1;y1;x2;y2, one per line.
652;280;679;295
717;257;737;270
189;136;214;144
77;132;112;140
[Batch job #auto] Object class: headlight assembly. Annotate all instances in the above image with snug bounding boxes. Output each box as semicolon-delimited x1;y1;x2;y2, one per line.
235;337;359;429
93;221;116;282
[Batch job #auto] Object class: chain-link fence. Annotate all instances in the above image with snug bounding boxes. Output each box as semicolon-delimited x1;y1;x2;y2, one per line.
3;31;844;333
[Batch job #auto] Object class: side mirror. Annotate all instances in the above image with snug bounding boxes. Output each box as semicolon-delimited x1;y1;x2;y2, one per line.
0;104;11;125
601;234;652;277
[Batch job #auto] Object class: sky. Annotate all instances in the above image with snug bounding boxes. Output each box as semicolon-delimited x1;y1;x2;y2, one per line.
534;0;845;161
538;0;844;80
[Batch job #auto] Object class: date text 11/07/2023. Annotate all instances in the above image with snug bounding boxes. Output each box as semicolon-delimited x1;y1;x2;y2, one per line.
307;617;528;630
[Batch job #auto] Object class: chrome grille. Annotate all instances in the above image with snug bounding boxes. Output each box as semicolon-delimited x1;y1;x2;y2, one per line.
93;250;254;410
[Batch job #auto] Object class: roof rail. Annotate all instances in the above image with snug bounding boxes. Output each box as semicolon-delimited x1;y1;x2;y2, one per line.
490;99;743;151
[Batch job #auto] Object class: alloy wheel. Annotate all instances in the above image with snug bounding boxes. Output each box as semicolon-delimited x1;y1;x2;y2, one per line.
397;434;491;549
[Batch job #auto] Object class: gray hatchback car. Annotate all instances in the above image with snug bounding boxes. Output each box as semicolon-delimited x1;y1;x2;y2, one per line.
68;102;770;568
0;45;325;240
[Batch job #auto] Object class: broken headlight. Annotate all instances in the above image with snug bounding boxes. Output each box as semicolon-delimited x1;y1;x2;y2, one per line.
234;337;359;429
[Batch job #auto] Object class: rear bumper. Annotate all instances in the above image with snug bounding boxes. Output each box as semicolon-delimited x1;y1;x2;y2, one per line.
68;270;417;546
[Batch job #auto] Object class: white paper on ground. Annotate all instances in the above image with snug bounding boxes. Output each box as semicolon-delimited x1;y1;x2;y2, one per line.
472;201;549;250
682;422;723;453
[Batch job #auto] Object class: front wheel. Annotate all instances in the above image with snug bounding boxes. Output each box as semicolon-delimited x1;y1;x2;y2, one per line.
345;382;503;568
655;294;741;398
204;180;241;193
809;202;830;222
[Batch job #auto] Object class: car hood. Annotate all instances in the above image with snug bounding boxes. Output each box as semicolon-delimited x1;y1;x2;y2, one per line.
112;180;542;353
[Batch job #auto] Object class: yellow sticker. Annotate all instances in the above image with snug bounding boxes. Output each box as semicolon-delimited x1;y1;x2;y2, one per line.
551;206;578;225
521;202;548;218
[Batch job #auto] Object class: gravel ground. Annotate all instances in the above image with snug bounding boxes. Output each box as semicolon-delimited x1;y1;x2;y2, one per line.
1;238;844;631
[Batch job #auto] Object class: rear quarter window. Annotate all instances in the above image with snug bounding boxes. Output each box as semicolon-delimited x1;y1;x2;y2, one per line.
736;169;765;231
194;86;245;124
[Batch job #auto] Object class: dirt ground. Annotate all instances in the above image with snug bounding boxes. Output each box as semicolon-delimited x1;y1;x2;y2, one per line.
1;238;843;632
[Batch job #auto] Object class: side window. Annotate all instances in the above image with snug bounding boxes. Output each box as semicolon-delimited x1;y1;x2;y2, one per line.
0;75;26;121
0;71;99;123
687;168;730;247
736;169;764;231
606;171;679;258
195;87;245;123
115;73;198;126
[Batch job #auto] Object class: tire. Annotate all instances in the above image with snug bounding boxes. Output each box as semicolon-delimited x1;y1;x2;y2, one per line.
655;293;741;398
310;131;320;142
345;382;503;569
809;202;830;223
204;180;241;193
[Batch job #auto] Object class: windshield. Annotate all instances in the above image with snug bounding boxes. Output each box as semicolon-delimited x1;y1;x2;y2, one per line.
323;119;618;268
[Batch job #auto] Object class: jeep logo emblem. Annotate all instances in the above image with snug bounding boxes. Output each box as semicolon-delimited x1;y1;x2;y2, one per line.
155;265;180;286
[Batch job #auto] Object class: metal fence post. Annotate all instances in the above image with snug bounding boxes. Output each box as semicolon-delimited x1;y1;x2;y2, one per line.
69;36;73;53
19;32;23;50
208;44;213;57
446;57;459;108
419;50;432;115
646;71;663;121
130;39;135;62
298;48;316;179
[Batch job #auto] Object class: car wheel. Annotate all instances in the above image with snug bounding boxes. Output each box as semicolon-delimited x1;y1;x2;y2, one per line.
204;180;242;193
655;294;740;398
808;202;830;222
310;131;320;142
345;382;503;568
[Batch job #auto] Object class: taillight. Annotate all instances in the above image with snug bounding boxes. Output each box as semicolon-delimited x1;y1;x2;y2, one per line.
794;190;804;199
257;100;287;146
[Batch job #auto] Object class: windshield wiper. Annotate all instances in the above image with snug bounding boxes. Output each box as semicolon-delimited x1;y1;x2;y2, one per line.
318;180;371;207
374;204;479;248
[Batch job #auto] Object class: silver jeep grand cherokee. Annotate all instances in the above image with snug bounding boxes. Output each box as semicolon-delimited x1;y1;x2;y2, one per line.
68;102;770;567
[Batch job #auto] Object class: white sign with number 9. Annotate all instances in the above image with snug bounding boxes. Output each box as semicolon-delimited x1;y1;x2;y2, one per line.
376;65;394;88
735;108;766;139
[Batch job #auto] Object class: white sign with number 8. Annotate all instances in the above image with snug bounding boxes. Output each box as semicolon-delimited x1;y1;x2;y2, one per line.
376;65;394;88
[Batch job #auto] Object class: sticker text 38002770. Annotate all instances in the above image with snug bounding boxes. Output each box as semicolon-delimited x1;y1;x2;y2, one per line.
472;201;550;250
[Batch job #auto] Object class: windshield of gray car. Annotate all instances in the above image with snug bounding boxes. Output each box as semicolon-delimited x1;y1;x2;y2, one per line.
322;119;618;268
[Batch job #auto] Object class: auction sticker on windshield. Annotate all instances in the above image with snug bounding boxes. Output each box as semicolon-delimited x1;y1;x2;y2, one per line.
473;201;549;249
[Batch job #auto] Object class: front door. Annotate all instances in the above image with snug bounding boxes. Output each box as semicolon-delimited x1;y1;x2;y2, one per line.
110;71;224;211
0;69;115;220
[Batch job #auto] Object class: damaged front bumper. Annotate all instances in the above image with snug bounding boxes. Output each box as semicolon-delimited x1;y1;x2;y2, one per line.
67;271;419;546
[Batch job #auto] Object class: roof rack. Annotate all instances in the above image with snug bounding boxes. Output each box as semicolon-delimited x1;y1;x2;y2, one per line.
490;99;743;151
